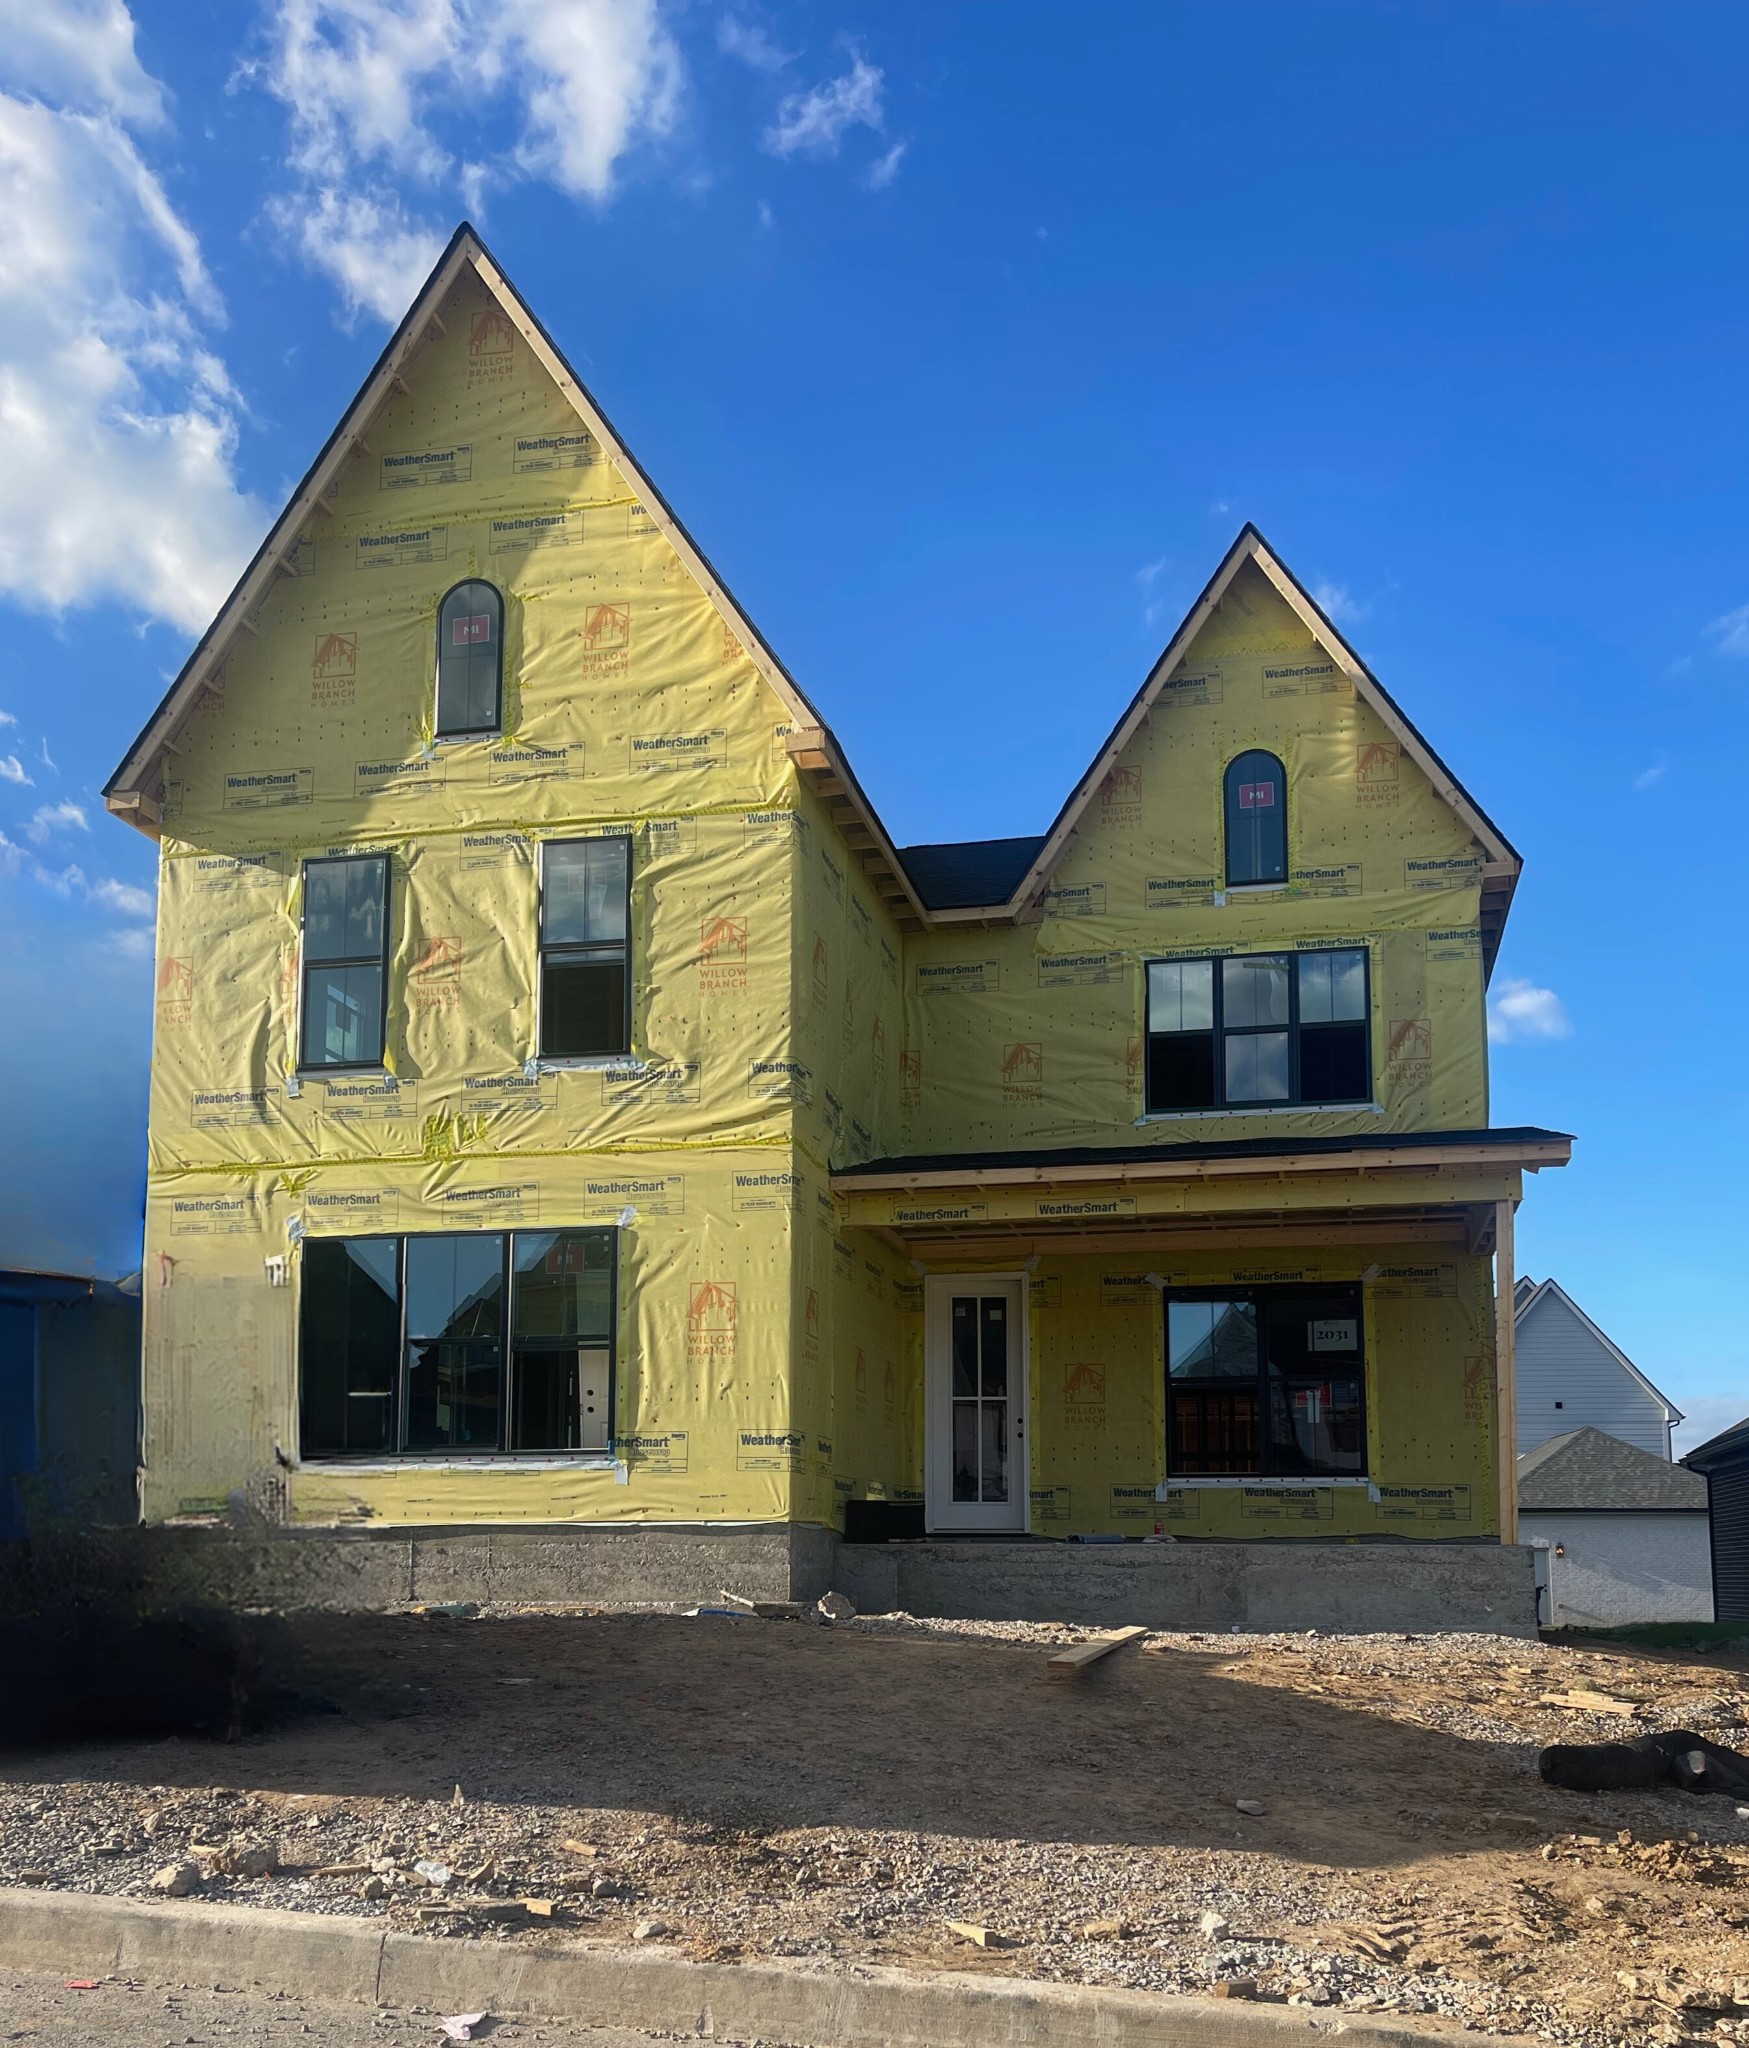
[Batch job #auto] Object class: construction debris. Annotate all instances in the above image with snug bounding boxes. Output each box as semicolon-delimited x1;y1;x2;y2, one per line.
1045;1626;1148;1678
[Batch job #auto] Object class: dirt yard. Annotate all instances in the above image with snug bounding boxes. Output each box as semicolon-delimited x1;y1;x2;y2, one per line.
5;1609;1749;2048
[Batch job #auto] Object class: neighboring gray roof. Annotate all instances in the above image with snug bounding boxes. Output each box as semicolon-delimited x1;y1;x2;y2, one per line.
1519;1427;1708;1512
1685;1418;1749;1477
897;836;1048;911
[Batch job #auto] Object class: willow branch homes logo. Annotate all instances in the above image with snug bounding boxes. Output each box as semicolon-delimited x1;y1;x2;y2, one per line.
1126;1034;1144;1099
811;935;830;1010
311;631;356;706
1388;1015;1432;1086
411;935;464;1011
156;955;194;1027
1064;1361;1106;1428
581;603;630;677
699;914;749;993
467;308;516;384
1099;762;1142;823
899;1048;922;1110
1356;740;1400;806
804;1288;821;1357
871;1015;887;1081
688;1280;737;1360
1002;1041;1045;1103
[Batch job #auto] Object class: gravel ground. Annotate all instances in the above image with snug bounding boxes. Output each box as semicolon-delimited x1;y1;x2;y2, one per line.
5;1609;1749;2048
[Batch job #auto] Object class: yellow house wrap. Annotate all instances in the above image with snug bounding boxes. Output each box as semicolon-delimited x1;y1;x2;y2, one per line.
107;225;1567;1542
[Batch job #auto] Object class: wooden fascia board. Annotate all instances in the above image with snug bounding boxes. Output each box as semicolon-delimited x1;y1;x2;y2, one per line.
466;244;826;757
833;1138;1570;1195
994;532;1258;916
105;239;480;825
785;728;931;925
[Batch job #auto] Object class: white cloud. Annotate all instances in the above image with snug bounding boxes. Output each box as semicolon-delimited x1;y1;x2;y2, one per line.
255;0;682;321
763;52;883;158
1487;978;1573;1046
0;0;166;128
0;828;152;920
87;874;153;917
1707;605;1749;656
860;139;906;191
717;15;791;72
1312;580;1368;626
0;754;30;785
0;15;259;632
1633;759;1667;790
25;799;87;840
0;709;15;726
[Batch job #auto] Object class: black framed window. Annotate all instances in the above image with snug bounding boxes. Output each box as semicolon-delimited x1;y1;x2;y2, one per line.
1145;947;1369;1112
300;855;390;1070
1224;750;1287;886
539;837;630;1059
1166;1286;1365;1477
299;1228;617;1458
436;579;504;736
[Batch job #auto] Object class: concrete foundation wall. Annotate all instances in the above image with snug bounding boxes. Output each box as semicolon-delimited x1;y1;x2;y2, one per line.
4;1523;1536;1634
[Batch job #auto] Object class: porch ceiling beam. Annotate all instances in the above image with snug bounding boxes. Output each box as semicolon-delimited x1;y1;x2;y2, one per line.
833;1137;1570;1196
895;1215;1470;1259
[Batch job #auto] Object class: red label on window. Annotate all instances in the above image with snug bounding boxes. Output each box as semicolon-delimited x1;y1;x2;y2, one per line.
452;614;492;645
1238;781;1276;809
544;1240;588;1275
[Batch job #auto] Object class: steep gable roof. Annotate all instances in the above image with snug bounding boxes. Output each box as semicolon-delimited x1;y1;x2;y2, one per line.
1515;1278;1682;1426
106;230;1520;964
1519;1426;1706;1511
104;223;933;924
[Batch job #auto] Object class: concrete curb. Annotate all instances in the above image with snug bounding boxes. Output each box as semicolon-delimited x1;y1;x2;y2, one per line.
0;1888;1523;2047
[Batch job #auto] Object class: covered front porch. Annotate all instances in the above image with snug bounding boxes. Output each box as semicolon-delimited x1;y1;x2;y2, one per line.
832;1125;1571;1548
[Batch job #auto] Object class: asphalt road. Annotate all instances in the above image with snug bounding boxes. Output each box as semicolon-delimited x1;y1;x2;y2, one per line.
0;1971;753;2047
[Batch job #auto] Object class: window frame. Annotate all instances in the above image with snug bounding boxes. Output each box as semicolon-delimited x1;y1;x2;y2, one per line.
537;833;634;1063
298;1227;620;1462
298;853;392;1075
1164;1283;1368;1480
1143;945;1372;1115
1223;749;1288;888
434;578;506;739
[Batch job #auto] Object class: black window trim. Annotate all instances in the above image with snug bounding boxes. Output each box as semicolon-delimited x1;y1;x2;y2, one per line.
297;1226;621;1463
1164;1281;1369;1480
536;832;634;1064
434;577;506;740
298;852;393;1076
1223;748;1288;889
1143;945;1373;1115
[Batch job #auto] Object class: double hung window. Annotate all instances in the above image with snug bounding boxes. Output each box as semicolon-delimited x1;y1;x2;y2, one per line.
436;580;504;737
1145;947;1370;1113
299;1229;615;1459
300;855;390;1070
1166;1286;1366;1477
539;837;631;1059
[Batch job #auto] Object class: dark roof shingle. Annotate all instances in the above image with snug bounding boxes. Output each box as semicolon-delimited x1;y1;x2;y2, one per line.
1519;1427;1707;1512
897;836;1046;911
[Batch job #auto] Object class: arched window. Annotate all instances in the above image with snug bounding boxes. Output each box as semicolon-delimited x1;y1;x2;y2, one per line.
1224;750;1287;887
436;580;504;736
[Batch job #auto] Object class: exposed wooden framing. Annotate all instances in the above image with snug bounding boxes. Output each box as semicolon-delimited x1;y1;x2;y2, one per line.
834;1136;1571;1197
1465;1204;1498;1257
1495;1197;1518;1543
895;1214;1470;1261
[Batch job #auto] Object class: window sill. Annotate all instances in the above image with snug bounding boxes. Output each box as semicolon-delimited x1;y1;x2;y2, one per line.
1159;1476;1371;1492
527;1055;634;1073
1135;1102;1383;1124
1222;882;1288;896
296;1454;621;1473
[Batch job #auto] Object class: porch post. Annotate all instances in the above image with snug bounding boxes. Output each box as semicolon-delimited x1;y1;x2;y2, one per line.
1494;1197;1518;1543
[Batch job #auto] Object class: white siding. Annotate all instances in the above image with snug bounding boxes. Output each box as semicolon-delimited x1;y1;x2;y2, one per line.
1523;1511;1713;1625
1515;1291;1671;1458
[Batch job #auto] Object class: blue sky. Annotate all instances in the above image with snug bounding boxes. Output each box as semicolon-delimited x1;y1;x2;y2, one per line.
0;2;1744;1447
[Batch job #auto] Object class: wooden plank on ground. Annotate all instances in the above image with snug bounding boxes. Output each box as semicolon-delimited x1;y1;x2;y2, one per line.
1046;1626;1148;1679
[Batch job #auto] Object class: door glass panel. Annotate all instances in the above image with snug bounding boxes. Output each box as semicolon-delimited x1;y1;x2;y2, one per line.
403;1340;501;1452
406;1234;505;1340
1225;1029;1290;1102
946;1292;1012;1507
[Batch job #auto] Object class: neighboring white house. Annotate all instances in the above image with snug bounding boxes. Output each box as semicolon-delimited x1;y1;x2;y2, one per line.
1519;1427;1713;1626
1514;1277;1682;1459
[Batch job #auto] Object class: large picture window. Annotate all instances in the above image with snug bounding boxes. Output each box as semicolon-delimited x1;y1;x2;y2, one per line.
436;580;504;736
300;855;390;1070
539;837;631;1059
1224;750;1287;886
1167;1286;1366;1478
299;1229;616;1459
1145;947;1370;1113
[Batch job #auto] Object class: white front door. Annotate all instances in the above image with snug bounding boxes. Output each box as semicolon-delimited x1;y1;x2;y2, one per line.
925;1275;1028;1533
